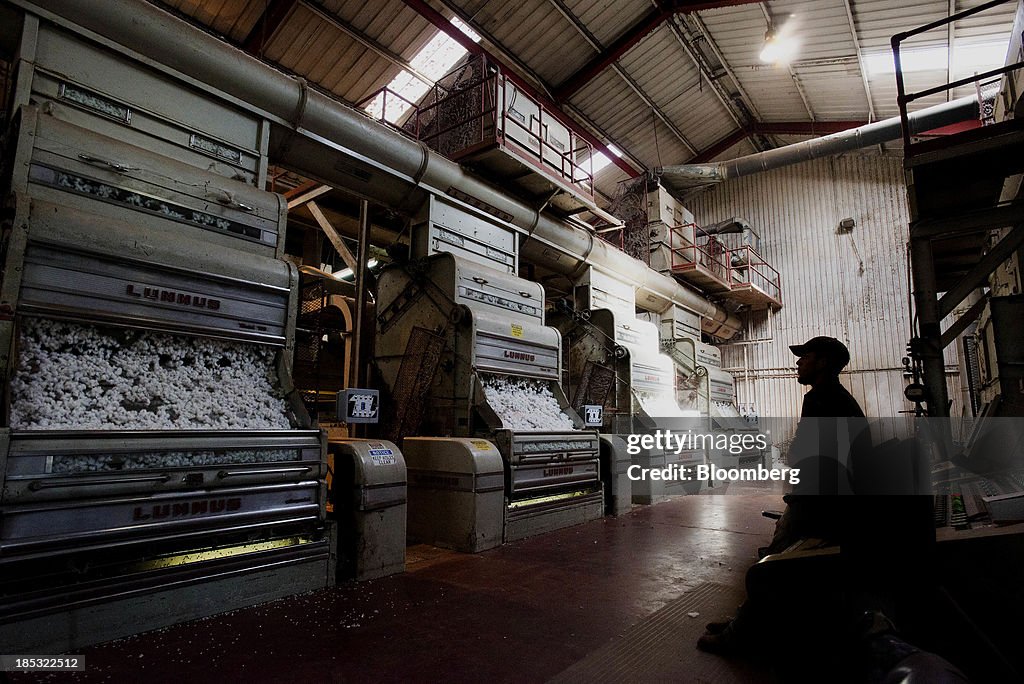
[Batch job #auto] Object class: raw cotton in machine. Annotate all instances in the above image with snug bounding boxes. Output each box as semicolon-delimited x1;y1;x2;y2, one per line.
481;373;575;431
10;318;293;431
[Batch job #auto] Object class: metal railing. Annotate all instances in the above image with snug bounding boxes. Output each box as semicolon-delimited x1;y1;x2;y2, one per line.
357;87;424;136
595;226;625;251
363;55;596;200
415;58;495;157
497;103;596;194
664;224;781;303
667;223;729;281
728;245;781;303
892;0;1024;153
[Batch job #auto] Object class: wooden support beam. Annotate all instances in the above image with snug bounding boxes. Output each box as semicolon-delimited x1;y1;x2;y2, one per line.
288;184;333;209
308;201;358;273
283;179;320;199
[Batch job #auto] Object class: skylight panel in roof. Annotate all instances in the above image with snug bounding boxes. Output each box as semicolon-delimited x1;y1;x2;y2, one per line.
590;145;623;174
365;17;481;123
864;40;1008;76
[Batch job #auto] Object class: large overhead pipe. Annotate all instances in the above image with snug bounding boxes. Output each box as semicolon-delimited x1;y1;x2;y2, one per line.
16;0;741;337
656;95;980;188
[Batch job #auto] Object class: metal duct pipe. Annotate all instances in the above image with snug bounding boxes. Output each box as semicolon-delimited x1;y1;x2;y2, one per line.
19;0;742;337
656;95;980;186
702;217;757;239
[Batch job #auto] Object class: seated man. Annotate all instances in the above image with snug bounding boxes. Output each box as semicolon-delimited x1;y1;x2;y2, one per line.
697;337;868;658
762;336;870;555
696;338;949;678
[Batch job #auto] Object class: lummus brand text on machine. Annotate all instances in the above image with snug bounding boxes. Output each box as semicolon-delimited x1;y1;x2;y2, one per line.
625;429;769;456
626;463;800;485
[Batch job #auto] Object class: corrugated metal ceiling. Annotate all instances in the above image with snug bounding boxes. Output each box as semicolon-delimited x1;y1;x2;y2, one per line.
153;0;1019;202
161;0;265;42
446;0;596;84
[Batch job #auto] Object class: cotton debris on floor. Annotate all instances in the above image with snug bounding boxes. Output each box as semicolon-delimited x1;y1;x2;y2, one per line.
11;317;293;431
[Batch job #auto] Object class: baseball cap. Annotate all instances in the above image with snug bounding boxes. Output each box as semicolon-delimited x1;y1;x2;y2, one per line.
790;336;850;370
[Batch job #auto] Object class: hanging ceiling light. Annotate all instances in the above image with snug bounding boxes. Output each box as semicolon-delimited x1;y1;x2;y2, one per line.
759;18;799;65
759;30;780;63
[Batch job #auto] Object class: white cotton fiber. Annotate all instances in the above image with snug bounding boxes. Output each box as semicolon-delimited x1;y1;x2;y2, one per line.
10;318;293;432
480;374;575;432
50;449;296;473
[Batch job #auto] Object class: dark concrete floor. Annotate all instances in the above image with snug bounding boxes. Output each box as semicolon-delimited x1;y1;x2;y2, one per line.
11;492;784;684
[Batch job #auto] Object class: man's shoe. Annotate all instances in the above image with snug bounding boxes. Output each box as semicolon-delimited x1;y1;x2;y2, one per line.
704;620;732;635
696;630;740;656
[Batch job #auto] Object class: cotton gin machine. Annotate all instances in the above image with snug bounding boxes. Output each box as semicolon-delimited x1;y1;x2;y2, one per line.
563;268;706;506
0;11;329;652
375;197;601;551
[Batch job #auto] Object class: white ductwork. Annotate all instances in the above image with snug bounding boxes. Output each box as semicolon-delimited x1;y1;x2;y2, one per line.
656;95;981;190
14;0;741;338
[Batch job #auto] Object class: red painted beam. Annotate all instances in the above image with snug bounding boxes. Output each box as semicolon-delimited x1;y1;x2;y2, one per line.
402;0;484;58
553;6;669;103
917;118;983;136
553;0;764;103
243;0;297;54
688;128;748;163
400;0;641;177
674;0;780;9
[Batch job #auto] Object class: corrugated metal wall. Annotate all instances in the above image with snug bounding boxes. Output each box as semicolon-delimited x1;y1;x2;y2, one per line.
686;151;963;433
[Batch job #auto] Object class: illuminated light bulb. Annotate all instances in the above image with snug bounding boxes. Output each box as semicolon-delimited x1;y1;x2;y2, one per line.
759;23;800;65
